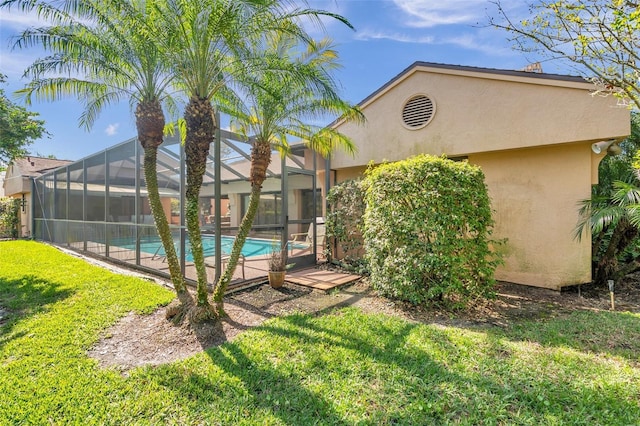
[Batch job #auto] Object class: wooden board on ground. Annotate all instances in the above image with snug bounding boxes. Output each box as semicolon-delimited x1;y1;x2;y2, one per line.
285;268;360;292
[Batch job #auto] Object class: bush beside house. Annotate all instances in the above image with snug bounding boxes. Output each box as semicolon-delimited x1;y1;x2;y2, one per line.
361;155;501;307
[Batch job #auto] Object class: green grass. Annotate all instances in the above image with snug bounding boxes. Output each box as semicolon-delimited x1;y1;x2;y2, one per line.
1;240;640;425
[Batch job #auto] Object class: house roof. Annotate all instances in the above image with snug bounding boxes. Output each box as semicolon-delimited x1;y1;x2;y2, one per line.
12;156;73;177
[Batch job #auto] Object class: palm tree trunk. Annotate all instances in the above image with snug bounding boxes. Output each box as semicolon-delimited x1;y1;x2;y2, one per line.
595;218;638;285
212;182;262;311
213;139;272;313
184;96;216;309
136;101;189;299
143;147;188;295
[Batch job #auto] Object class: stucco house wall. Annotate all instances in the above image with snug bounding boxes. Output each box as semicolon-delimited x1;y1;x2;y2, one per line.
3;157;72;237
330;62;630;290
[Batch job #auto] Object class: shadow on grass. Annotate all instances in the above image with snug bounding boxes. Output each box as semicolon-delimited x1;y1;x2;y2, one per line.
0;275;73;350
254;311;640;423
494;309;640;363
149;315;457;424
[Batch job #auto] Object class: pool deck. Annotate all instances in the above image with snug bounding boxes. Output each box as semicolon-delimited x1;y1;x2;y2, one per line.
65;240;360;293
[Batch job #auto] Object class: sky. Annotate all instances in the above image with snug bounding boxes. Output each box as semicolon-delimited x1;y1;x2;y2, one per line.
0;0;563;162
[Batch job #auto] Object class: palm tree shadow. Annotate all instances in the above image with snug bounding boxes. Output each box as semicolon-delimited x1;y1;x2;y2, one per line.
487;309;640;363
149;307;640;423
0;275;74;351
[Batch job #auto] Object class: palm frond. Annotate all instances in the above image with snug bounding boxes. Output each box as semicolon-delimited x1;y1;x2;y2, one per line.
612;180;640;206
5;0;177;131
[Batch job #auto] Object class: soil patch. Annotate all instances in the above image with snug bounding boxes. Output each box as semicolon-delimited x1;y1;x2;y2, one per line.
0;306;9;325
89;274;640;373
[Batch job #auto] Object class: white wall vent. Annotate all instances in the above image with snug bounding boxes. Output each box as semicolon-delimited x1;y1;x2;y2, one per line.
402;95;435;129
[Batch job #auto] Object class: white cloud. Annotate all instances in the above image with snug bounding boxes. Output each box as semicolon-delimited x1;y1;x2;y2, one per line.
105;123;120;136
354;28;513;57
0;52;35;79
0;8;46;30
442;33;514;56
391;0;489;28
354;29;434;44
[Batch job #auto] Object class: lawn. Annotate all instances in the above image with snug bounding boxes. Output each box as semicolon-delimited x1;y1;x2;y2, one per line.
1;240;639;425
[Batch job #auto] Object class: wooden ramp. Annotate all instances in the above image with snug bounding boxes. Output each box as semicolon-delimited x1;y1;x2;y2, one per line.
285;268;361;292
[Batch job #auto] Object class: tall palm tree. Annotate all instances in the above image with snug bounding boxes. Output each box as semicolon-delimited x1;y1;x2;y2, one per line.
211;33;364;313
155;0;250;317
158;0;355;317
3;0;191;304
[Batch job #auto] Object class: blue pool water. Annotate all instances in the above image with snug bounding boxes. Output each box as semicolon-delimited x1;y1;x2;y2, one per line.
118;235;283;261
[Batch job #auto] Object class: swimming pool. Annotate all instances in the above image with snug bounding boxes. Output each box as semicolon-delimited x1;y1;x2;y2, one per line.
117;235;284;261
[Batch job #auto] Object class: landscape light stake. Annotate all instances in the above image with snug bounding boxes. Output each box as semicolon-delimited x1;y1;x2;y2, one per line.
608;279;615;311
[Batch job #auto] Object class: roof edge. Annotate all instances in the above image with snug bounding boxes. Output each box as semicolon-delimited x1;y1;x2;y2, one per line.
330;61;592;129
363;61;590;107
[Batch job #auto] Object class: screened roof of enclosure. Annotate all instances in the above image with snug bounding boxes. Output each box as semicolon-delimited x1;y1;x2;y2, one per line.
31;123;323;286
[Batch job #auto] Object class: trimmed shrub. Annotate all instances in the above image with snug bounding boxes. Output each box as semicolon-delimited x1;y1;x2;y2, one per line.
363;155;501;306
325;179;368;273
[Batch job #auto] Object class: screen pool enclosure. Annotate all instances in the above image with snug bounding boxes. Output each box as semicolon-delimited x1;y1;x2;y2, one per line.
32;125;324;286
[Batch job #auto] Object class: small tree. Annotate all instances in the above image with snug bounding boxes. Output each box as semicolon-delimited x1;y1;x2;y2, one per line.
210;31;362;314
0;74;47;163
575;113;640;284
363;155;501;307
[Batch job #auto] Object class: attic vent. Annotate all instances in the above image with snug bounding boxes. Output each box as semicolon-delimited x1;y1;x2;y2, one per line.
402;94;435;129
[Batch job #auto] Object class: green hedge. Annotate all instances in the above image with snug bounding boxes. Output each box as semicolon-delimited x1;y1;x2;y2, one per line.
363;155;501;306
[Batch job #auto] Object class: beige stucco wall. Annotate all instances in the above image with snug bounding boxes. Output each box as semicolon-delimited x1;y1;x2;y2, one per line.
469;144;596;289
333;67;629;169
330;66;630;289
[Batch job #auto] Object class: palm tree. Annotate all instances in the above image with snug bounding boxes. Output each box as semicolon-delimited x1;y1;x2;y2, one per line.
576;179;640;284
154;0;249;318
211;33;363;313
3;0;191;304
158;0;356;318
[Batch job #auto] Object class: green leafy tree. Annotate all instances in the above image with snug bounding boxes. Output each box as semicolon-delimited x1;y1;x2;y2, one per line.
0;74;47;163
2;0;191;305
491;0;640;109
211;33;362;312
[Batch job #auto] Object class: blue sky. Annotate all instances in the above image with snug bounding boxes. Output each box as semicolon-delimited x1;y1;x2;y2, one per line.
0;0;560;161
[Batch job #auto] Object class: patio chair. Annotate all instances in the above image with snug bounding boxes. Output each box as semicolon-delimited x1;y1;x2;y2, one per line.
289;218;325;255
